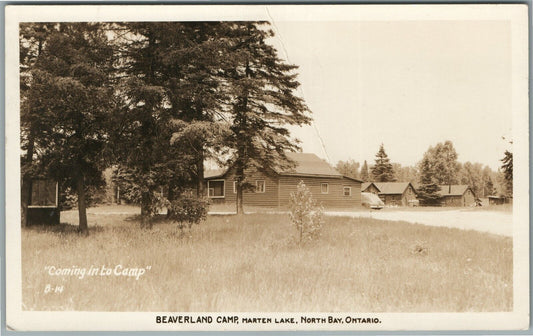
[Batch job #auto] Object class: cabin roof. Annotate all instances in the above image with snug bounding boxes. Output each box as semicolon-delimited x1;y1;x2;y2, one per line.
437;185;471;196
373;182;414;195
204;152;363;182
362;182;380;191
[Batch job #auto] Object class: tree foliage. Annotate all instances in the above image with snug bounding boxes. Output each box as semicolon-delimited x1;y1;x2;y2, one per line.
20;23;115;234
289;181;323;244
220;22;311;214
371;144;396;182
335;159;360;179
500;150;513;196
20;21;312;232
360;160;370;182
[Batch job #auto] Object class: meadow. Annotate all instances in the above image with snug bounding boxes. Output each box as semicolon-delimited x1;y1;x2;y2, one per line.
22;207;512;312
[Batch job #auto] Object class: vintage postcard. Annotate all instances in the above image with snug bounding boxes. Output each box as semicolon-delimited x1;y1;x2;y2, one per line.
5;4;529;331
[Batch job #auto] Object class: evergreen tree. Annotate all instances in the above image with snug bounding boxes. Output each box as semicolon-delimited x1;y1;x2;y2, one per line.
113;22;230;226
20;23;115;235
221;22;311;214
416;154;441;205
20;23;54;227
501;150;513;196
360;160;370;182
371;144;396;182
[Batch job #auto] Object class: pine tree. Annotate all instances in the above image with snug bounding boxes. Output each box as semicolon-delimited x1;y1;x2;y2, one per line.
417;154;441;205
221;22;311;214
501;150;513;196
20;23;115;235
371;144;396;182
360;160;370;182
113;22;229;226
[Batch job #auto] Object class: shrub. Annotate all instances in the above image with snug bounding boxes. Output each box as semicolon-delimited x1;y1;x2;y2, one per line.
167;195;210;230
289;181;324;244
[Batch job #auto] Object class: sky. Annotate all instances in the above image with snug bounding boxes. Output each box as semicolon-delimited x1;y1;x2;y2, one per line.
267;20;512;170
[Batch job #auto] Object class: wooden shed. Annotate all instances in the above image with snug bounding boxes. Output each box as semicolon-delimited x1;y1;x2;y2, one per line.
205;152;362;209
373;182;418;206
27;179;60;225
438;185;476;207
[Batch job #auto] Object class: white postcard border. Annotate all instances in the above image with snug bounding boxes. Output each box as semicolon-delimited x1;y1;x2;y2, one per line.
5;4;529;331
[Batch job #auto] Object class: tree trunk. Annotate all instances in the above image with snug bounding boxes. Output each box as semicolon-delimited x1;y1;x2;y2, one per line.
21;177;31;227
21;132;36;227
235;160;245;215
76;174;89;236
140;191;152;229
236;183;244;215
196;151;205;197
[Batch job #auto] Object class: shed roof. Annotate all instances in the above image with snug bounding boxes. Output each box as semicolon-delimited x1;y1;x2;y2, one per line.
374;182;413;195
437;185;471;196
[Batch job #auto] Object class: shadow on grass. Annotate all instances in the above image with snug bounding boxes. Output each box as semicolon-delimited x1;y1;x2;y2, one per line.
123;214;178;225
25;222;105;235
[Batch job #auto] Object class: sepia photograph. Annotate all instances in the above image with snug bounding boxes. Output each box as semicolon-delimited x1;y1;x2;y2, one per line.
5;4;529;331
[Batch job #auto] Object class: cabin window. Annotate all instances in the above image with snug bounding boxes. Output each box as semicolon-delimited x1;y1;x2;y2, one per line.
321;183;329;194
233;181;237;193
256;180;266;193
29;179;57;207
207;180;225;198
343;186;352;196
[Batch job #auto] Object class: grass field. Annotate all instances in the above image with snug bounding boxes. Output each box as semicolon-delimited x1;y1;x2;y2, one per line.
22;208;512;312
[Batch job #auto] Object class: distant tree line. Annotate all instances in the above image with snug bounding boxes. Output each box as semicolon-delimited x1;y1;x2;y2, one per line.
336;141;512;203
20;22;310;234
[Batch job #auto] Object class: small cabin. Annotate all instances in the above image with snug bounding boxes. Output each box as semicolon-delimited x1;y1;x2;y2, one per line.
27;179;60;225
373;182;418;206
437;185;476;207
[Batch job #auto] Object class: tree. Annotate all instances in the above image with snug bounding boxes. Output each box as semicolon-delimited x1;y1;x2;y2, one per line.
416;154;441;205
458;162;483;197
482;166;496;197
501;150;513;196
112;23;230;226
417;141;459;205
335;159;360;179
393;163;418;182
430;141;459;190
20;23;55;227
20;23;115;235
371;144;396;182
360;160;370;182
221;22;311;214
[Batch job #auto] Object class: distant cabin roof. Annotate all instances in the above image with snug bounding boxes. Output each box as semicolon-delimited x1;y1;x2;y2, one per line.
204;152;362;181
362;182;380;192
374;182;414;195
437;185;471;196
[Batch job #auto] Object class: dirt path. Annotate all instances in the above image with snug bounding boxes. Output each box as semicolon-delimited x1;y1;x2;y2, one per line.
326;209;513;237
66;205;513;237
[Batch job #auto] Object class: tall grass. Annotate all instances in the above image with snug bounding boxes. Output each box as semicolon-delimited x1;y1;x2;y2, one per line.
22;210;512;312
